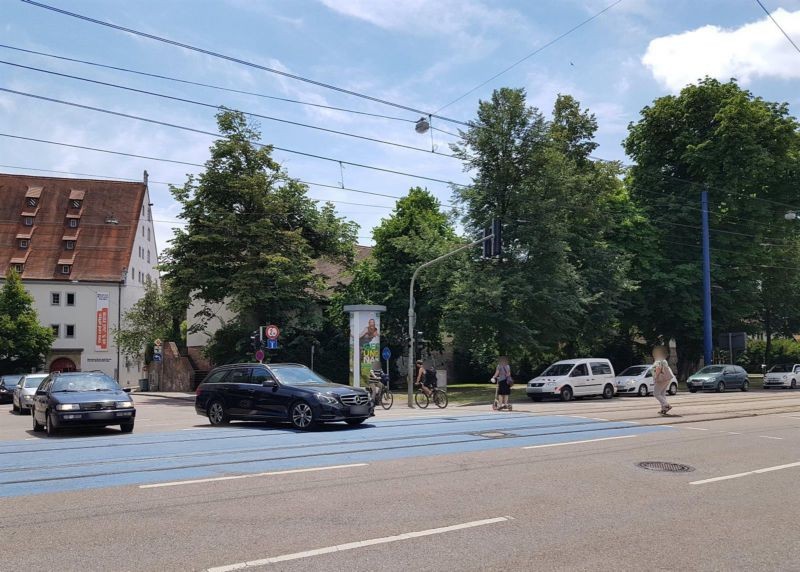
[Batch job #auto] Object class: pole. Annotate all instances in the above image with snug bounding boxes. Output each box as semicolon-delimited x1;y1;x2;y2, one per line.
701;189;713;365
311;344;315;371
728;333;733;364
408;235;489;407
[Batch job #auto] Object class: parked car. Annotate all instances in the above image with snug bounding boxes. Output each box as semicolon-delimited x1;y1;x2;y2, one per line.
527;358;616;402
0;375;21;404
687;365;749;393
12;373;48;414
30;372;135;436
195;363;375;430
763;363;800;390
615;365;678;397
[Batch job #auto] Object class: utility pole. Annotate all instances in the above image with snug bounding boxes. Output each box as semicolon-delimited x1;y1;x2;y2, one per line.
701;189;713;365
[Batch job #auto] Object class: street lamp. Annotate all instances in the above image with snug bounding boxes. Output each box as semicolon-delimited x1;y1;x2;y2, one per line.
414;116;430;134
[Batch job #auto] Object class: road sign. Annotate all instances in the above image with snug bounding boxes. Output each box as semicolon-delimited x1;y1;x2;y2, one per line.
265;325;280;340
152;353;162;362
266;339;279;350
154;338;162;347
153;345;162;355
382;347;391;361
255;349;265;362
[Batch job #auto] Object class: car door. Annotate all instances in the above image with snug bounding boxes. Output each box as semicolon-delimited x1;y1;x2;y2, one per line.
723;367;739;388
590;362;613;396
569;363;590;395
251;367;284;418
33;377;52;425
737;367;748;387
225;368;255;416
644;367;655;392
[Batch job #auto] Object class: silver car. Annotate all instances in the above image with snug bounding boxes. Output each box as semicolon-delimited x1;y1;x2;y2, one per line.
12;374;48;414
615;364;678;397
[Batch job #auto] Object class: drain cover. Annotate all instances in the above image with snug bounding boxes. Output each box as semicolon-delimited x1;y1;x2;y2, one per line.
637;461;694;473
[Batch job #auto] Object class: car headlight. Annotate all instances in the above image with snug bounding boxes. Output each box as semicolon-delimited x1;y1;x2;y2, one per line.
116;401;134;408
314;393;338;405
56;403;79;411
22;394;33;400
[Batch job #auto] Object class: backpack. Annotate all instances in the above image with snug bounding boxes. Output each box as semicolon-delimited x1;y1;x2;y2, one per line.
425;367;438;387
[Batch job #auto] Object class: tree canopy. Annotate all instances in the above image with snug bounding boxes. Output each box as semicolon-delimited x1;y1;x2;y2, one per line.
0;270;54;373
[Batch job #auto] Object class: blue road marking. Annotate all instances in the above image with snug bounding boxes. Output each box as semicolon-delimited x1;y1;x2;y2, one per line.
0;414;669;498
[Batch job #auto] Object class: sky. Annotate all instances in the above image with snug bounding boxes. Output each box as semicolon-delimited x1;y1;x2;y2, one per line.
2;0;800;251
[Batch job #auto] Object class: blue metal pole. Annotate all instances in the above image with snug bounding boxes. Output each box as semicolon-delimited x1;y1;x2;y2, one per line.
701;189;713;364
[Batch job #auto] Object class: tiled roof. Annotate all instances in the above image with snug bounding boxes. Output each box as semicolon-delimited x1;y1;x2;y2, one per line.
315;245;372;293
0;173;146;282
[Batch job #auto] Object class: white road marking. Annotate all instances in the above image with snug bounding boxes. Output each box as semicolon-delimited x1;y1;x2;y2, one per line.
727;432;742;435
139;463;368;489
181;428;202;431
206;516;511;572
759;436;783;440
683;427;709;431
569;415;590;419
590;418;609;421
522;435;637;450
690;461;800;485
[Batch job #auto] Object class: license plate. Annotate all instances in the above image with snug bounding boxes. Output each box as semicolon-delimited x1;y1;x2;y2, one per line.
349;405;368;416
115;411;133;417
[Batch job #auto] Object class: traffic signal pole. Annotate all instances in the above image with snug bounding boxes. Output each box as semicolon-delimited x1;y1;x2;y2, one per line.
407;234;492;408
701;190;713;365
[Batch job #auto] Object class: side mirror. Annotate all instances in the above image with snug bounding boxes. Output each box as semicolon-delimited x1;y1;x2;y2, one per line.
262;380;276;387
122;387;132;393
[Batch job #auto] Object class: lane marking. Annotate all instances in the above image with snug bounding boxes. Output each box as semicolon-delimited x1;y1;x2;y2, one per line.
727;432;742;435
759;436;783;440
569;415;590;419
140;463;368;489
207;516;511;572
683;427;709;431
690;461;800;485
522;435;637;449
590;418;609;421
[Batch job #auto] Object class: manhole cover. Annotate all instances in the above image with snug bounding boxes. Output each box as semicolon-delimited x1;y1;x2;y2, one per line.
637;461;694;473
472;431;512;439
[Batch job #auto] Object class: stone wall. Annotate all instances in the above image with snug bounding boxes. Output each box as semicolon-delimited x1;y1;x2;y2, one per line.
148;341;194;392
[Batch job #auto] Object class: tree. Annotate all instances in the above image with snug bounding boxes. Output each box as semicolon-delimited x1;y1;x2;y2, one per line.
624;78;800;374
114;280;179;362
0;270;54;373
161;110;358;363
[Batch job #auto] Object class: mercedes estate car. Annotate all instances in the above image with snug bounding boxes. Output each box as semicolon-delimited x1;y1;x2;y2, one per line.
195;363;374;430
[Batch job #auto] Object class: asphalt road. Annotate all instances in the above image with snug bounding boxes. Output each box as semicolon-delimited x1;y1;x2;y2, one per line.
1;389;799;571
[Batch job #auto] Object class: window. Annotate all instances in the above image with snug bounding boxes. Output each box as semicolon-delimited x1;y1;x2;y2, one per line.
147;250;151;263
69;219;78;229
147;227;151;241
13;264;23;273
70;199;82;209
51;292;60;305
66;293;75;306
66;240;75;250
227;368;252;384
65;325;75;338
51;324;59;337
204;370;228;384
251;368;273;385
18;239;28;249
142;226;145;238
23;216;34;226
61;265;71;275
27;197;38;208
570;364;589;377
590;362;613;375
130;266;134;279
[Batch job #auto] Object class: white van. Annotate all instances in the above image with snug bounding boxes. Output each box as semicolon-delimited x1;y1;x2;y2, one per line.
527;358;616;402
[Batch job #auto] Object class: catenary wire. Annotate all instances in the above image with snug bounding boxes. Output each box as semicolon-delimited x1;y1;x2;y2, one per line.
754;0;800;54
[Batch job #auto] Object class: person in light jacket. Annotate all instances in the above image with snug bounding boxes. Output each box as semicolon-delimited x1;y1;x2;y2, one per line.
492;356;513;411
652;346;674;416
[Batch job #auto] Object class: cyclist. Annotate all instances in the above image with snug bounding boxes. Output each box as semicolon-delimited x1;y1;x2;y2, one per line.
415;360;432;397
367;367;385;404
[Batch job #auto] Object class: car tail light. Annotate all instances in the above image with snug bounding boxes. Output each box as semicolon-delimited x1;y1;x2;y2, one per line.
195;386;202;396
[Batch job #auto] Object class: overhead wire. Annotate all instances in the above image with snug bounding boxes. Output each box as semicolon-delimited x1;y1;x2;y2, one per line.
754;0;800;54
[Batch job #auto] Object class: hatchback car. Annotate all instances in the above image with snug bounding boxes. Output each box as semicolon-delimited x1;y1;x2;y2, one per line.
31;372;135;436
527;358;616;401
195;363;374;430
763;364;800;390
0;375;21;404
12;373;48;414
687;365;749;393
615;365;678;397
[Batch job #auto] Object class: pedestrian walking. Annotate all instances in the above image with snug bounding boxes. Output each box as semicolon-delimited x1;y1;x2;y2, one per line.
652;346;674;416
491;356;513;411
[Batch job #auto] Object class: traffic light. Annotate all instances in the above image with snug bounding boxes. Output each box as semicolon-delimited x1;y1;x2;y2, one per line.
482;218;502;259
482;226;492;258
249;330;262;351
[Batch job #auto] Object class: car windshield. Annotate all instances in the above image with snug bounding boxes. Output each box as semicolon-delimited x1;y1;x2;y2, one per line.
23;376;47;388
769;364;793;373
270;366;331;386
696;366;724;375
619;366;648;376
542;364;575;377
51;374;120;392
1;376;22;387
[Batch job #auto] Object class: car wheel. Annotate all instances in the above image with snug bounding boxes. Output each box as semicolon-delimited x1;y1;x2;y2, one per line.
689;389;697;393
120;422;134;433
207;400;229;426
716;382;726;393
12;400;19;413
32;410;44;432
45;412;58;436
638;384;648;397
560;386;573;402
530;395;542;402
290;401;315;430
791;380;796;389
740;380;749;392
346;418;366;426
668;383;678;396
602;385;614;399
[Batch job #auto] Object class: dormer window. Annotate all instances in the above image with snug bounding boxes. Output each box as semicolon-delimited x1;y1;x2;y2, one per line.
13;264;23;273
27;197;38;208
71;199;82;209
18;239;29;249
61;265;71;275
65;240;75;250
69;219;79;229
23;216;34;226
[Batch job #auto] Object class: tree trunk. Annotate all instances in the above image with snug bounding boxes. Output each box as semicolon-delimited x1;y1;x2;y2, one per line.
764;308;772;368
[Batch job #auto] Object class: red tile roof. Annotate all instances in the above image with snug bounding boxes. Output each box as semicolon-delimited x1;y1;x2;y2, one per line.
0;173;146;282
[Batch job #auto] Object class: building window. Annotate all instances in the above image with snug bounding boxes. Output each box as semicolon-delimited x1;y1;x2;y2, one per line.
147;227;151;241
147;250;151;263
68;219;79;229
71;199;82;209
51;292;60;305
65;325;75;338
61;265;71;275
13;264;23;273
23;216;34;226
27;197;38;208
51;324;59;337
142;226;145;238
130;266;134;279
66;240;75;250
66;293;75;306
18;239;28;249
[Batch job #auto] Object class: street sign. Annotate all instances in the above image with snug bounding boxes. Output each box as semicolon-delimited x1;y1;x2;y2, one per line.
153;345;162;355
154;338;162;347
152;353;162;362
265;325;280;340
266;339;279;350
382;347;391;361
255;349;265;362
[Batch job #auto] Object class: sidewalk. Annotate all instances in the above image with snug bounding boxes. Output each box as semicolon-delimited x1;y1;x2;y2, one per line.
133;391;195;401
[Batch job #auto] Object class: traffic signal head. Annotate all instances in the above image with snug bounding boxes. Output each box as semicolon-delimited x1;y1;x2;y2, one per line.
491;218;502;257
482;226;492;258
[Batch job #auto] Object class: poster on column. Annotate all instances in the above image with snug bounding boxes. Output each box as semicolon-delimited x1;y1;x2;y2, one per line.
348;312;355;385
358;312;380;386
95;292;109;352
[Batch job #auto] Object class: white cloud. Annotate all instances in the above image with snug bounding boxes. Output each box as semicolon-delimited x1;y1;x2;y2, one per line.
642;8;800;91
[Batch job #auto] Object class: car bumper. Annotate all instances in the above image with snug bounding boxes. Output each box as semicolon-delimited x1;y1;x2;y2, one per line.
764;380;790;388
616;385;639;394
687;382;715;391
316;403;375;421
19;399;34;410
52;409;136;427
526;386;558;396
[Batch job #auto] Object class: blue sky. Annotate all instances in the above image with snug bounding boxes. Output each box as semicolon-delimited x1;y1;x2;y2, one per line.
2;0;800;250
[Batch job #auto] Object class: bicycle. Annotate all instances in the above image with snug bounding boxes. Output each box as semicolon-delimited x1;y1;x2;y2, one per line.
414;384;448;409
368;371;393;410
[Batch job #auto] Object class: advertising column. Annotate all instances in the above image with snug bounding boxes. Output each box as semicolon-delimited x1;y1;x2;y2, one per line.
343;305;386;387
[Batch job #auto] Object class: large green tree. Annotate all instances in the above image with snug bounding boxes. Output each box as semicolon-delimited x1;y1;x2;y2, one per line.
162;110;358;363
114;280;182;362
0;270;54;373
624;78;800;372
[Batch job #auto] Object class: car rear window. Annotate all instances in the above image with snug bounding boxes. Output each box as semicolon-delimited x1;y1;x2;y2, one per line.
204;370;228;384
591;362;612;375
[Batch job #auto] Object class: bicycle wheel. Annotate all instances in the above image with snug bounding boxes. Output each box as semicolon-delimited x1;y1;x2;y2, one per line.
381;389;394;410
433;389;448;409
414;390;430;408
